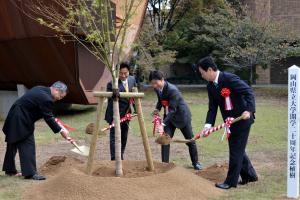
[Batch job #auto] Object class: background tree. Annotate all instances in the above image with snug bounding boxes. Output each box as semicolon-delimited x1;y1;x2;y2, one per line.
21;0;142;176
134;0;224;81
163;3;299;83
133;18;177;83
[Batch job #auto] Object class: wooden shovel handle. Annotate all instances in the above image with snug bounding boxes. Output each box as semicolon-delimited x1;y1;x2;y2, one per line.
231;116;244;124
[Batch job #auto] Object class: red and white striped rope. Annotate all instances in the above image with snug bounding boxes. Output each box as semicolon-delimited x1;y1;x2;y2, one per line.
55;118;76;132
196;117;234;140
55;118;79;145
152;114;164;136
103;113;135;131
66;136;76;145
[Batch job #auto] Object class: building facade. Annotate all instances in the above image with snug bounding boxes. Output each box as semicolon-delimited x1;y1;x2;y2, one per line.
246;0;300;84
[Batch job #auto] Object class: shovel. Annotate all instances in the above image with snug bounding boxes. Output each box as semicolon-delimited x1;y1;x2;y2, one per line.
55;118;90;156
155;116;244;145
155;134;189;145
68;136;90;157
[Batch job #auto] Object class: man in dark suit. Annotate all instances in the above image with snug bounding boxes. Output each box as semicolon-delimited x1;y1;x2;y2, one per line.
105;62;136;160
2;81;69;180
195;56;258;189
149;71;202;170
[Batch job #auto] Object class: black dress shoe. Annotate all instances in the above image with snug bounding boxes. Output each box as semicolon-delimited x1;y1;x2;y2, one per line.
25;174;46;180
238;177;258;185
193;163;203;170
215;183;232;190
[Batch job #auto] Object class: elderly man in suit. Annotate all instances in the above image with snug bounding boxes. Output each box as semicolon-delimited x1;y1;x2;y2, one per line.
2;81;69;180
195;56;258;189
105;62;136;161
149;70;202;170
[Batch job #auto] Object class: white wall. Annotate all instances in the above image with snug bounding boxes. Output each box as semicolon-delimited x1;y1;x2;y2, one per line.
0;91;18;120
0;85;27;120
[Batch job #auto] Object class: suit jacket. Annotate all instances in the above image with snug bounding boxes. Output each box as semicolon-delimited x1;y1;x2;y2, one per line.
105;76;136;124
155;81;191;129
2;86;62;143
206;71;255;131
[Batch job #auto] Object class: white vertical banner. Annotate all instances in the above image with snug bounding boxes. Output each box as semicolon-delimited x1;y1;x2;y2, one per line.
287;65;300;198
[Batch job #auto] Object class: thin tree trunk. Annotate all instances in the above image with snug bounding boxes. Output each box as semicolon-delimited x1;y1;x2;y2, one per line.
112;76;123;176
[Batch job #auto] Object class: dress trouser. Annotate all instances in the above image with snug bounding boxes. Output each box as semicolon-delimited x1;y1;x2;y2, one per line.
161;122;199;165
224;126;257;187
2;134;37;177
110;122;129;160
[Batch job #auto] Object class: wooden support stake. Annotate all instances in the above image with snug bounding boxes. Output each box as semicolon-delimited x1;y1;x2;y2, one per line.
133;87;155;171
86;97;105;175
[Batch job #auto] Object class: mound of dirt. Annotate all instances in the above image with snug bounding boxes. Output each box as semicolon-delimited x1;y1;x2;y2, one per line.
23;156;223;200
196;163;229;183
39;156;84;176
92;160;175;178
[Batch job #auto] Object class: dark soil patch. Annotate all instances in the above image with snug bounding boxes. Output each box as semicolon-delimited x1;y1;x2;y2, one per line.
197;163;229;183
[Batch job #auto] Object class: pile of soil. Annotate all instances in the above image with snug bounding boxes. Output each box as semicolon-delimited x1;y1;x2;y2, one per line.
92;160;175;178
23;156;223;200
196;163;229;183
39;156;84;176
85;122;94;134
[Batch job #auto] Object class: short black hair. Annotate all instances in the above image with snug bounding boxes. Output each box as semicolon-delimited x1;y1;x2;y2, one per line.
120;62;130;71
149;70;164;81
196;56;218;72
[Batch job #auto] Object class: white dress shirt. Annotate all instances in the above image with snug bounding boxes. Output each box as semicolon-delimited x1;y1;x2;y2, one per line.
204;70;220;129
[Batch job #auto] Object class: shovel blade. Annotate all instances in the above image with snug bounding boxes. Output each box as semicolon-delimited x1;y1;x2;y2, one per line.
71;145;90;156
155;134;172;145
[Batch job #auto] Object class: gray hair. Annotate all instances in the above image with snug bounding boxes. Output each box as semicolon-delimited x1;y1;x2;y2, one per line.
51;81;68;93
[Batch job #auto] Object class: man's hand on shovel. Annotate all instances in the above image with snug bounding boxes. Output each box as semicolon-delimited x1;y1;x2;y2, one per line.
241;111;251;120
55;118;90;156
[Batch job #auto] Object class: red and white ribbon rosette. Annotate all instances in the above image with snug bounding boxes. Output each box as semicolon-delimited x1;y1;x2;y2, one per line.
161;100;169;115
195;117;235;140
221;88;233;111
152;114;164;136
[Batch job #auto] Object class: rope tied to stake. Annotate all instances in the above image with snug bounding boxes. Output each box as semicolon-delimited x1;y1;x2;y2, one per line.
112;88;120;101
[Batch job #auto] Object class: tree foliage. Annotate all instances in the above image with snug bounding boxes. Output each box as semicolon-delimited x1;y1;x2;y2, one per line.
19;0;142;176
163;3;298;82
133;18;176;82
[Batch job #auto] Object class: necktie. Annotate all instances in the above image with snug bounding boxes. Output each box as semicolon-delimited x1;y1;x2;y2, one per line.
214;82;218;88
124;81;129;93
159;90;162;97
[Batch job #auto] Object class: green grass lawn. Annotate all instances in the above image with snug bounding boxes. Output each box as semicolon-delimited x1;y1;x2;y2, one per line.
0;88;288;200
